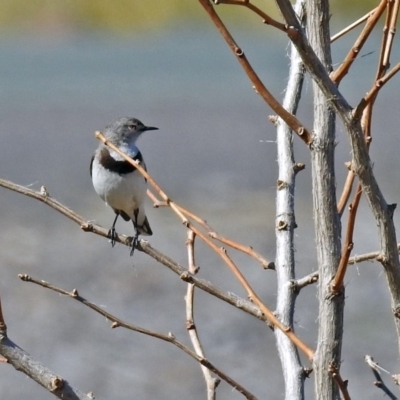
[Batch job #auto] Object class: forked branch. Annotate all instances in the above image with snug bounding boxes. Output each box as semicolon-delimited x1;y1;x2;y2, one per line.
19;274;257;400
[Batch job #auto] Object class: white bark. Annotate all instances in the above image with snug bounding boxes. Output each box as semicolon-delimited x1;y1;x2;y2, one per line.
274;2;306;399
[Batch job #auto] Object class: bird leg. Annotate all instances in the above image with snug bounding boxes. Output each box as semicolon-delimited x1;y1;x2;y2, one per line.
130;209;140;256
108;213;120;247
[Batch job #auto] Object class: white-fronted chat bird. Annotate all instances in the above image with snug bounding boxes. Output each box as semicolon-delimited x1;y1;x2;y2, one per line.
90;117;157;255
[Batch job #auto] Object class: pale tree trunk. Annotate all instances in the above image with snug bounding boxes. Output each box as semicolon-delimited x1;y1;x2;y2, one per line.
274;1;306;399
306;1;344;399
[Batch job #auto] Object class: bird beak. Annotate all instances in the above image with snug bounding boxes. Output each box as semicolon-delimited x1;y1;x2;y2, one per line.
143;126;158;131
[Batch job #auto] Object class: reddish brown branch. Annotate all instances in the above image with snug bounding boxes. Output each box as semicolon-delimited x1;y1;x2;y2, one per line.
215;0;287;31
331;8;378;43
331;185;363;293
383;0;400;69
337;167;356;217
329;362;351;400
176;202;273;269
355;61;400;120
97;132;273;271
330;1;388;84
198;0;313;145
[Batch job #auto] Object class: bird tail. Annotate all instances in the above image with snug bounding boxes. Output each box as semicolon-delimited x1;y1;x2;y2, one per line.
137;215;153;236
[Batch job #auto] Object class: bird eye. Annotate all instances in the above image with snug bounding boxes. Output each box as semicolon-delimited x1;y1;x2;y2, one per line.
128;124;137;130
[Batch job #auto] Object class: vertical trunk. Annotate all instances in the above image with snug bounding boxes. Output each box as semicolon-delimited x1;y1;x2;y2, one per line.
306;1;344;399
274;2;306;399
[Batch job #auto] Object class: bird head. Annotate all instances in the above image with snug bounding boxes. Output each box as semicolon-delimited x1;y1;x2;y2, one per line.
104;117;158;147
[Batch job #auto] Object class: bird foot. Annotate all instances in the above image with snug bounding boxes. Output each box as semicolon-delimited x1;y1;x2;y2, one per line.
130;232;139;256
108;227;118;247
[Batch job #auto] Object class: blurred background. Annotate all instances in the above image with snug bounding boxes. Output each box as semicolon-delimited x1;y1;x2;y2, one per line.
0;1;399;399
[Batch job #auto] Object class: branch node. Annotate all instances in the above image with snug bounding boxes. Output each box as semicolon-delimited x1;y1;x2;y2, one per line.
234;47;244;57
277;180;288;190
303;367;313;378
269;115;278;125
80;222;94;232
40;186;49;197
111;321;120;329
50;377;64;392
388;203;397;219
18;274;30;282
344;161;352;170
293;163;305;173
180;271;192;283
168;332;175;339
287;25;299;40
393;306;400;319
71;289;79;297
277;220;288;231
186;321;196;330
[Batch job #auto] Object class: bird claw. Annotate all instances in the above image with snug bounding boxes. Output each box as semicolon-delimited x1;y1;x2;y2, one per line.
130;232;139;256
108;228;118;247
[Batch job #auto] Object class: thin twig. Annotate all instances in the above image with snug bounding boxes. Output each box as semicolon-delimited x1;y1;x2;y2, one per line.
215;0;287;31
292;272;319;293
337;167;355;217
331;185;362;293
198;0;313;145
176;201;273;269
365;355;397;400
329;362;351;400
0;178;265;323
19;274;257;400
92;137;314;359
185;231;220;399
96;132;274;271
383;0;400;69
330;0;388;84
330;7;378;43
354;61;400;119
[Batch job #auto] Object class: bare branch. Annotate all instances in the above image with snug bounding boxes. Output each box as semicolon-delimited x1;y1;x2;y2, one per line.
274;0;307;397
355;61;400;119
94;133;315;360
365;355;397;400
292;272;319;293
276;0;400;358
330;1;388;84
330;7;378;43
0;178;264;323
0;315;94;400
329;362;351;400
215;0;287;31
19;274;257;400
185;231;220;399
337;168;356;217
198;0;313;145
331;185;363;294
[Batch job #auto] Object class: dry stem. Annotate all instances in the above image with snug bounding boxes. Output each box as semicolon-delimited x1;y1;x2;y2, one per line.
330;7;378;43
185;231;220;398
198;0;313;145
19;274;257;400
215;0;287;31
0;178;264;323
329;362;351;400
